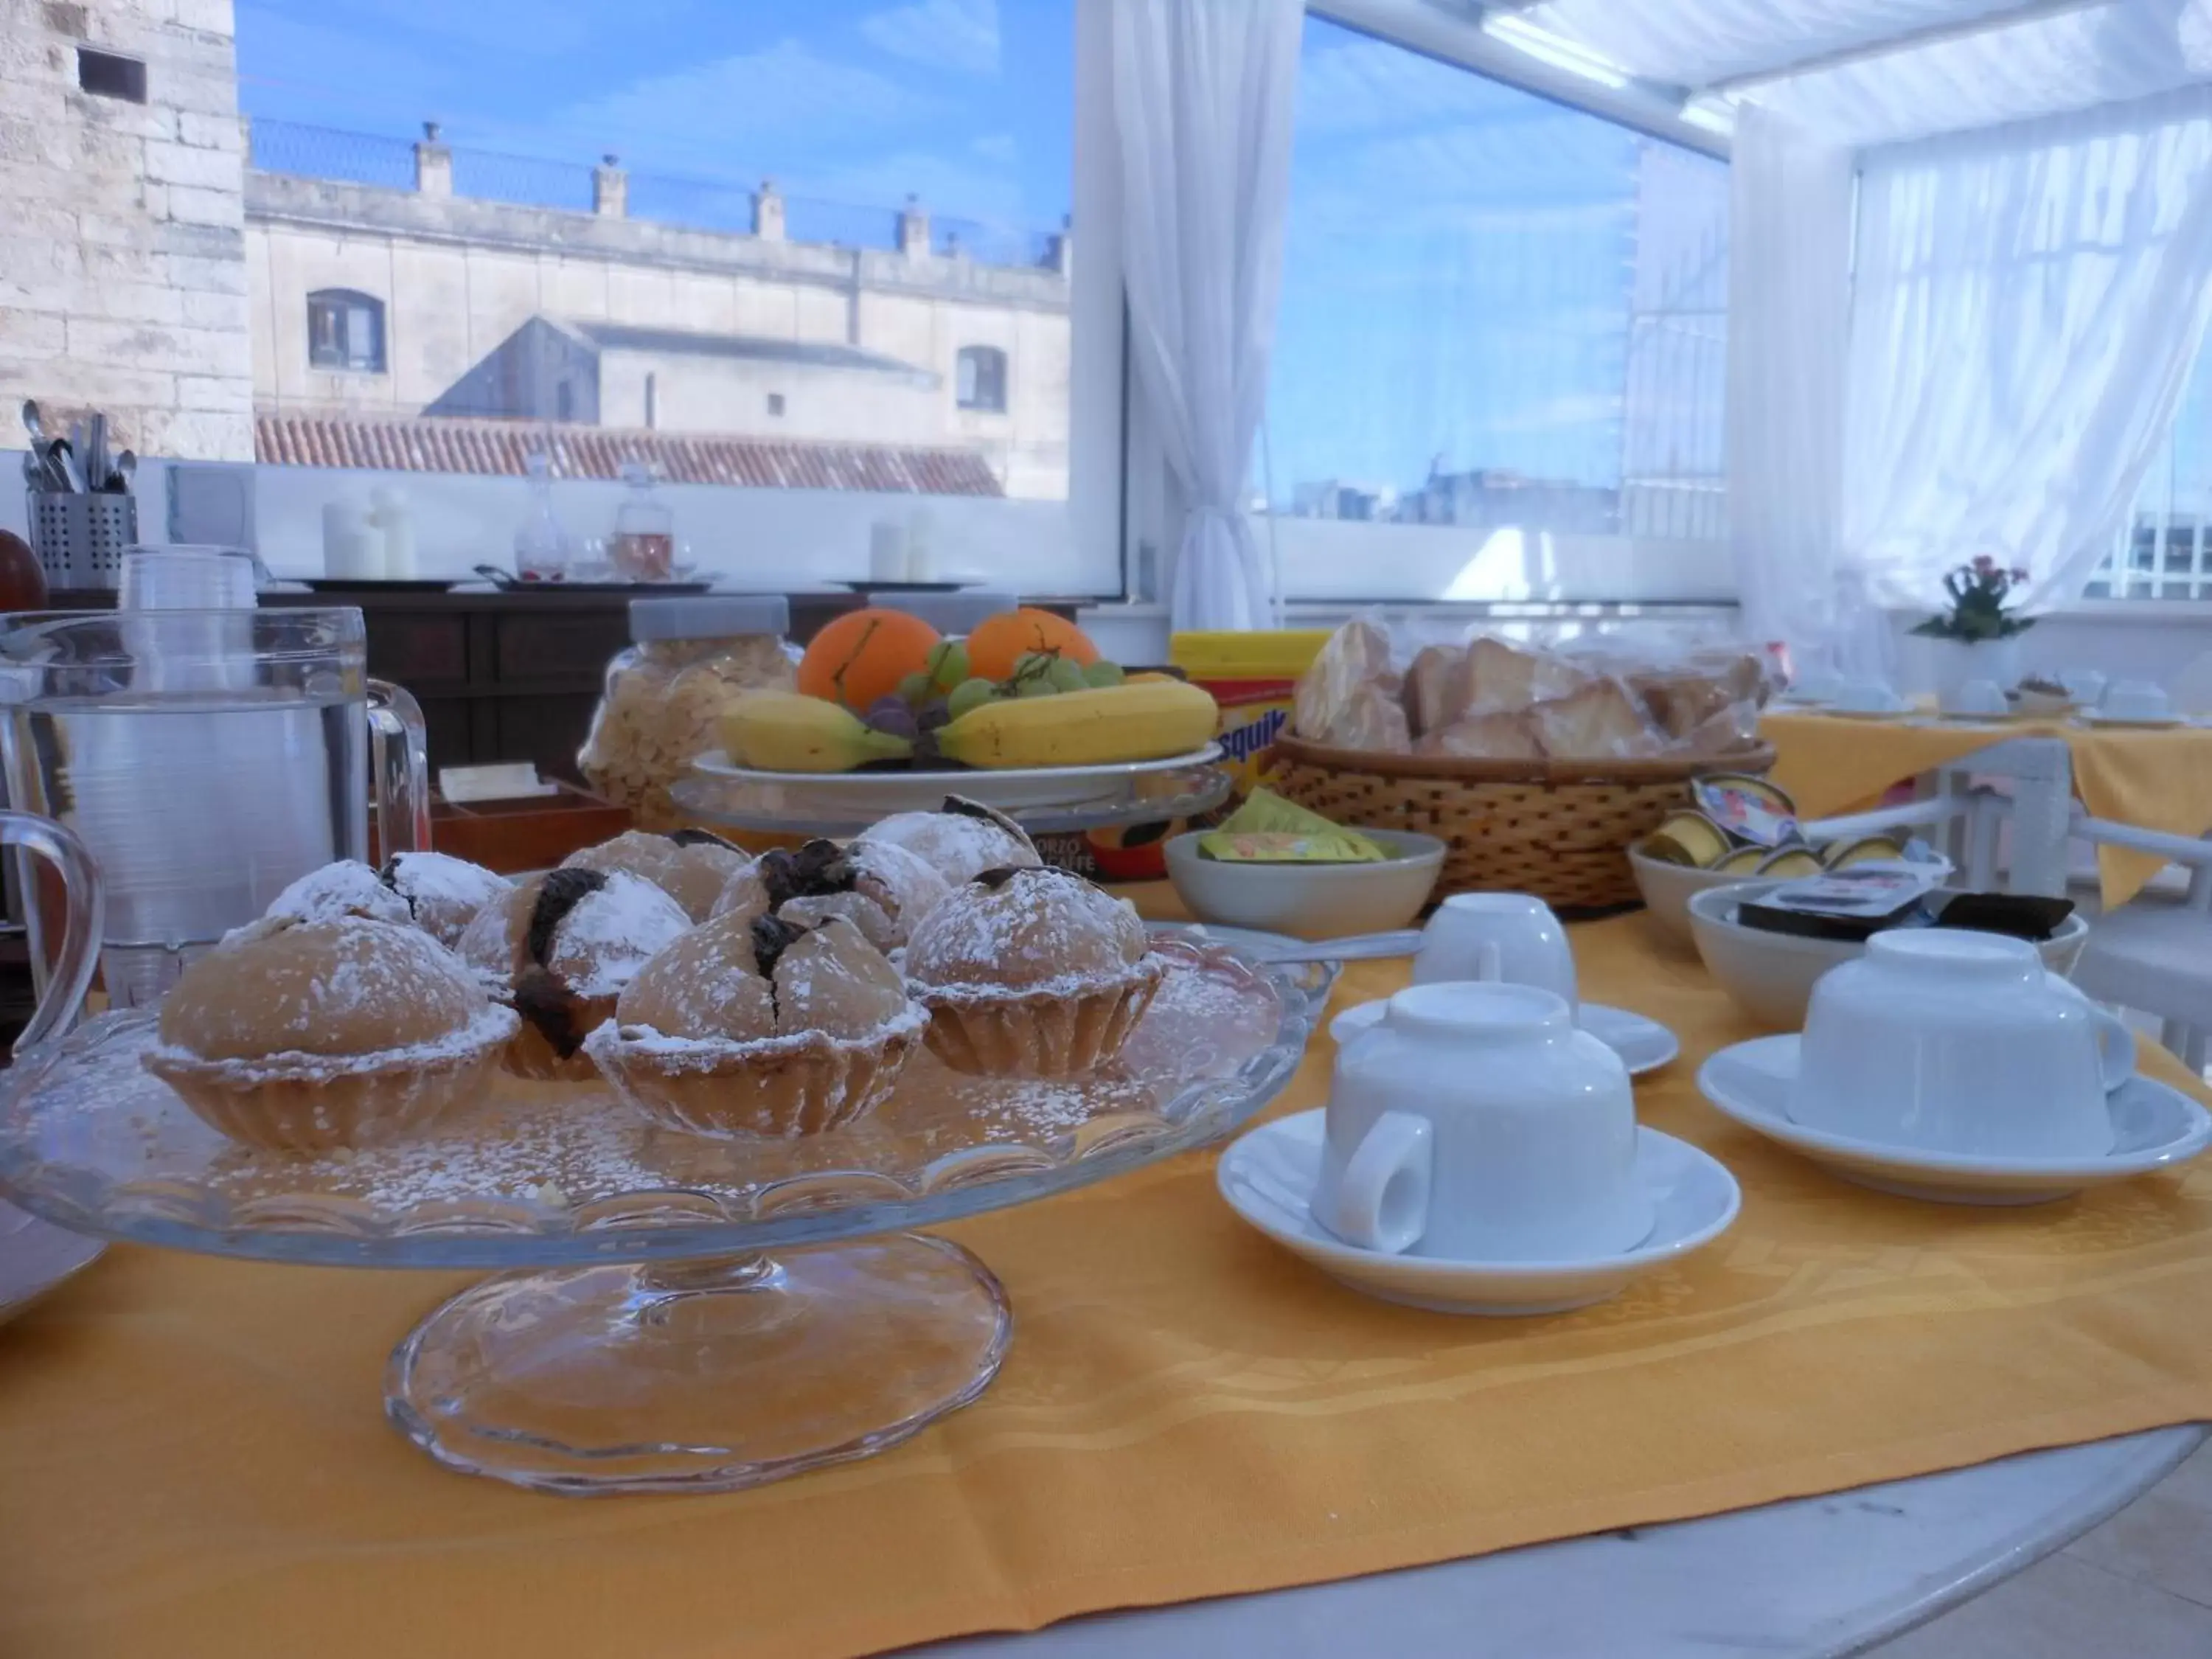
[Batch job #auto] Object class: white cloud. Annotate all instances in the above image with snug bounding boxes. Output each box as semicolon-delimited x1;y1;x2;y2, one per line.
559;38;940;170
970;132;1018;165
860;0;1000;76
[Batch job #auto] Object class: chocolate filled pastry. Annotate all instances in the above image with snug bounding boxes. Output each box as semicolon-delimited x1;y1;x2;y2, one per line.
376;850;513;950
902;864;1166;1077
257;860;415;931
144;914;515;1150
854;796;1041;887
712;835;950;951
586;911;924;1138
561;828;751;922
456;867;691;1079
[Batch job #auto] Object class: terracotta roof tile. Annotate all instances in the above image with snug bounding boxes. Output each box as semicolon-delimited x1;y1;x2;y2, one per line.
253;411;1005;497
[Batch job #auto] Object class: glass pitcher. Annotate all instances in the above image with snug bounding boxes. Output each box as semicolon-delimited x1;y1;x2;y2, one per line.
0;608;428;1007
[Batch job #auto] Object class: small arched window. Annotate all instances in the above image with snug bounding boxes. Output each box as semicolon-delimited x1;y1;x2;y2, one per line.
307;289;386;373
956;344;1006;413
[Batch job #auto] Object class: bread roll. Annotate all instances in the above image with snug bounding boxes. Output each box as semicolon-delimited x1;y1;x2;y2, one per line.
1413;712;1543;759
1526;680;1660;759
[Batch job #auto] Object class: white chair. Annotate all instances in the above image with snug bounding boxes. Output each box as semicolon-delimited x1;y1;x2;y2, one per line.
2067;814;2212;1071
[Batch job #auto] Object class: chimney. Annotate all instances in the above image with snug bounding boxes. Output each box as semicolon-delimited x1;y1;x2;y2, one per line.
753;178;785;241
1046;212;1072;276
593;153;627;218
897;193;929;260
414;119;451;196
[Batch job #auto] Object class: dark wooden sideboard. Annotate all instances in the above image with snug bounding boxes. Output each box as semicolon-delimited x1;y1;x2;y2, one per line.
47;588;1077;785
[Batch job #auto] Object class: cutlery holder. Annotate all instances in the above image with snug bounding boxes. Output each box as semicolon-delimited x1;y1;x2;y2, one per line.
27;490;134;588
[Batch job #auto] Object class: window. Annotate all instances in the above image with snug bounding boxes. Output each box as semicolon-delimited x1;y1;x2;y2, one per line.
1256;15;1731;603
555;381;574;422
956;345;1008;413
77;48;147;104
766;392;785;417
2087;334;2212;602
307;289;385;373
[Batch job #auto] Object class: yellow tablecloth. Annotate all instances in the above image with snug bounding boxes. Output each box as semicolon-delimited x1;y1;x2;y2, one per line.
1761;710;2212;909
7;902;2212;1659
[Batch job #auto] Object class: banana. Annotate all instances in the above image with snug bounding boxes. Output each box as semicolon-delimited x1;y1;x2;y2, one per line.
720;691;912;773
934;678;1219;770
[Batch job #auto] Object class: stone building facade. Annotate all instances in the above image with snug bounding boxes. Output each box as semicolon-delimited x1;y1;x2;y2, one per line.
0;0;256;462
244;157;1074;498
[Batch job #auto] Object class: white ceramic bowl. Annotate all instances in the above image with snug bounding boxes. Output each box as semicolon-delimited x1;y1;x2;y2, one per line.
1163;828;1444;942
1629;845;1760;946
1686;879;2092;1032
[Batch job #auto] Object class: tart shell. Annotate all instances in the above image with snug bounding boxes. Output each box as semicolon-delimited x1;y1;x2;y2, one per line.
585;1008;925;1139
145;1005;518;1152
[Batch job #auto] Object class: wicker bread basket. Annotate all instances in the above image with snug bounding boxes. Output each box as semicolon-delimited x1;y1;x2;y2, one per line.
1270;733;1778;913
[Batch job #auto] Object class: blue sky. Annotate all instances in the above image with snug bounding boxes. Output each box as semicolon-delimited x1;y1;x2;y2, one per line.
234;0;1074;231
234;4;1714;504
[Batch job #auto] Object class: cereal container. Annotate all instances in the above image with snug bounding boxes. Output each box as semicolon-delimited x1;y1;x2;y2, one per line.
1169;630;1335;797
579;596;794;830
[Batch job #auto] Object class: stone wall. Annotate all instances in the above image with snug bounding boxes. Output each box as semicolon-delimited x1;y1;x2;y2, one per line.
0;0;254;461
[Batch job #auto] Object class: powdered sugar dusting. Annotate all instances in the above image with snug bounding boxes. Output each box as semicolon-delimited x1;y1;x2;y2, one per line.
858;810;1040;885
905;869;1147;995
550;871;690;998
147;1001;518;1086
261;862;413;930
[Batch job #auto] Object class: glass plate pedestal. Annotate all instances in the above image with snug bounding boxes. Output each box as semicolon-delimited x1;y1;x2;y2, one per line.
0;936;1327;1495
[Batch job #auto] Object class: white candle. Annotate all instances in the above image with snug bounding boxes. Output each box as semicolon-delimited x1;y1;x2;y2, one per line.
323;501;381;579
870;519;910;582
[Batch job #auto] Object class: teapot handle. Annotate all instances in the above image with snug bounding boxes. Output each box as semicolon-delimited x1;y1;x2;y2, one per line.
2;811;102;1058
367;678;431;859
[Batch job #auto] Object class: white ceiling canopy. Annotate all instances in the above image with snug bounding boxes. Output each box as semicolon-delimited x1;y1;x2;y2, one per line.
1456;0;2212;148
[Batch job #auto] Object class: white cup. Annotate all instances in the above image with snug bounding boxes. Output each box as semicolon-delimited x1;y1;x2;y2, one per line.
2059;669;2109;706
1944;677;2007;717
1313;981;1651;1262
1832;678;1904;714
2102;679;2172;721
1790;929;2130;1160
1411;891;1577;1014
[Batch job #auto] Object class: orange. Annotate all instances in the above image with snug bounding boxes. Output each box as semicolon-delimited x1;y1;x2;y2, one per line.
796;607;942;710
966;608;1100;682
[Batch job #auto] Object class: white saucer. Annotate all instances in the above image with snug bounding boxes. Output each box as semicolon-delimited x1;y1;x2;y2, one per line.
1217;1111;1741;1315
1697;1036;2212;1205
1578;1004;1681;1075
0;1200;102;1327
2081;713;2184;729
1331;998;1679;1077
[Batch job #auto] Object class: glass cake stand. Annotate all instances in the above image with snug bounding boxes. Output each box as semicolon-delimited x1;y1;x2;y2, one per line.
0;932;1329;1495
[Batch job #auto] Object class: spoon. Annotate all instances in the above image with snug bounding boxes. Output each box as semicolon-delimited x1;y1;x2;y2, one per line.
19;400;45;449
1182;928;1425;965
109;450;135;493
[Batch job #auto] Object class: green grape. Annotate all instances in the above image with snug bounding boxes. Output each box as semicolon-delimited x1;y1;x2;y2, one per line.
1082;659;1126;688
927;639;970;692
894;671;934;707
1046;657;1088;692
945;677;999;720
1015;675;1059;699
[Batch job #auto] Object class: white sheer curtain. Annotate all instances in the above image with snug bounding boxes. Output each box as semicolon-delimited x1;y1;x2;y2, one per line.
1113;0;1303;631
1843;83;2212;616
1726;105;1857;666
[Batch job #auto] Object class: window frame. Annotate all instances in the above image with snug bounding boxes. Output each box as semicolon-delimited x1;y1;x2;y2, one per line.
956;344;1009;413
1107;1;1742;612
305;288;387;375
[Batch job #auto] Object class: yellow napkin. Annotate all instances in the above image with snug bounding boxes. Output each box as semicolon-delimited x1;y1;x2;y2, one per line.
1761;711;2212;907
